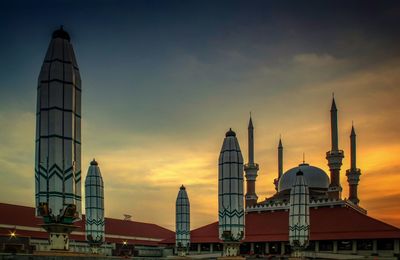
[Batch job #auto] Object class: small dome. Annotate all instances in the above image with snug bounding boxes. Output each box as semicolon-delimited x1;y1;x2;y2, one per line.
225;128;236;137
52;26;70;41
90;159;98;166
278;163;329;192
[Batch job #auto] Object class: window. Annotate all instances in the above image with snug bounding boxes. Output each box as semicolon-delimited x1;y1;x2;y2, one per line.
189;243;198;251
377;239;394;251
200;243;210;251
319;241;333;251
240;243;250;254
357;240;373;250
305;241;315;251
338;240;352;251
213;243;222;251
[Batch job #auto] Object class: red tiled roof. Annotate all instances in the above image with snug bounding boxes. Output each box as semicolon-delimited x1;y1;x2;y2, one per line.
0;203;173;246
163;206;400;244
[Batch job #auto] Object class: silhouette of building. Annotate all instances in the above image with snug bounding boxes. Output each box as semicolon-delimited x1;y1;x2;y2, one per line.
163;98;400;259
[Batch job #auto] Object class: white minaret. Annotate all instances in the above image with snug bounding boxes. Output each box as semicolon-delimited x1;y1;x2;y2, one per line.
218;128;245;257
346;125;361;205
175;185;190;256
289;170;310;257
85;159;105;252
244;116;259;208
326;96;344;199
34;27;82;250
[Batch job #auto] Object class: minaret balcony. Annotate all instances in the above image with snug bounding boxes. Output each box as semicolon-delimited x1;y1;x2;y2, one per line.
346;168;361;184
244;163;259;171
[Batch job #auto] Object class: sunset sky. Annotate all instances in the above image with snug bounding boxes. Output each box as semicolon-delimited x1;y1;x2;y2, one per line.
0;0;400;231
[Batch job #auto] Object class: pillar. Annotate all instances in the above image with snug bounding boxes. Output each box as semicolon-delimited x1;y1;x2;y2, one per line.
281;242;285;255
333;241;338;253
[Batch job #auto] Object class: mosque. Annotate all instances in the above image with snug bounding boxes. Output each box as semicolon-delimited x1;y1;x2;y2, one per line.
0;28;399;259
162;99;400;259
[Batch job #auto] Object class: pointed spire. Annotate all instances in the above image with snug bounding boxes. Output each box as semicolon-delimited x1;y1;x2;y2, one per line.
331;93;337;111
350;124;357;169
330;95;339;151
248;114;254;164
248;113;254;129
351;123;356;136
278;137;283;179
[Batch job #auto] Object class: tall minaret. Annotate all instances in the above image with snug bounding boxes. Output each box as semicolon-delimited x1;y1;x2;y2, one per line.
218;128;245;257
274;138;283;191
244;116;259;207
346;125;361;205
85;159;105;253
326;96;344;199
175;185;190;256
34;27;82;250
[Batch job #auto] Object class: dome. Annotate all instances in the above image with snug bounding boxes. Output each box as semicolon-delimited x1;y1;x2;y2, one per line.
278;163;329;192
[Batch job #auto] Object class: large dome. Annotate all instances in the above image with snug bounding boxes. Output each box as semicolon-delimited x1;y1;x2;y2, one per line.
278;163;330;192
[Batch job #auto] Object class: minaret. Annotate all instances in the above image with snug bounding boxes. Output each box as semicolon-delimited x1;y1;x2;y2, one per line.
289;171;310;257
244;116;259;207
85;159;105;253
34;27;82;250
326;97;344;199
346;125;361;205
175;185;190;256
274;138;283;191
218;128;245;257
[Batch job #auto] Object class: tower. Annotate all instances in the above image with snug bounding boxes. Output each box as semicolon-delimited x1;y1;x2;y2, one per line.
175;185;190;256
273;138;283;191
218;128;245;257
289;171;310;257
34;27;82;250
244;116;259;207
346;125;361;205
326;97;344;199
85;159;105;253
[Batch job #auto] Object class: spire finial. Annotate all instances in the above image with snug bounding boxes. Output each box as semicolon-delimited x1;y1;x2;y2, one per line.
90;158;98;166
302;152;305;164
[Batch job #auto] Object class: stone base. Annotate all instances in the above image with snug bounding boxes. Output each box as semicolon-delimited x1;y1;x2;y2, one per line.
41;223;79;251
222;242;241;257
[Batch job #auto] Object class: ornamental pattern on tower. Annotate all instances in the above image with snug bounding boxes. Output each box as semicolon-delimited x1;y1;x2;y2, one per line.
218;129;245;242
85;159;105;245
34;27;82;220
175;185;190;254
289;171;310;250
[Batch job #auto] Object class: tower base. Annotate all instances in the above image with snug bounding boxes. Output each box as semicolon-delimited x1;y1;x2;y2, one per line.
41;223;79;251
219;241;242;258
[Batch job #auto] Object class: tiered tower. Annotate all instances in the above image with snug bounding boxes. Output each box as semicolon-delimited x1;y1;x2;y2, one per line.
175;185;190;256
244;116;259;207
346;125;361;205
326;97;344;199
289;171;310;256
218;129;245;257
85;159;105;253
34;27;82;250
273;138;283;191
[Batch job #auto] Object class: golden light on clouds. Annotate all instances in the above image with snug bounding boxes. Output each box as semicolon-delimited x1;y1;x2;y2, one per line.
1;55;400;231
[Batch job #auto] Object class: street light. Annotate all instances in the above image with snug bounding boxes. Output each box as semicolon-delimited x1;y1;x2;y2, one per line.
9;230;16;239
